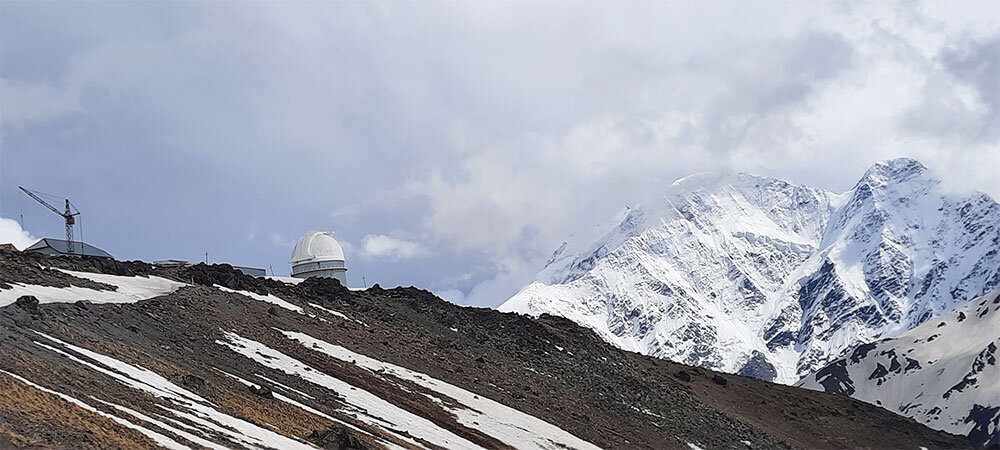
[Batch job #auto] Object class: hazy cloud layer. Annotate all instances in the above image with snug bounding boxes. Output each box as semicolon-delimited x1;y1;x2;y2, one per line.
2;1;998;306
361;234;428;261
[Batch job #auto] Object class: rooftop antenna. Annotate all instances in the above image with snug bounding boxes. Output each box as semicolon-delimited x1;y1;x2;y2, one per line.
19;186;81;254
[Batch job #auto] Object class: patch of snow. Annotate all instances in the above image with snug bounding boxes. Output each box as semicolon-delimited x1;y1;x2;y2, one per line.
252;373;315;400
30;332;312;450
0;270;186;308
214;369;391;443
92;398;226;450
282;330;601;450
218;331;485;449
0;369;190;450
216;332;481;449
214;285;306;315
308;303;366;326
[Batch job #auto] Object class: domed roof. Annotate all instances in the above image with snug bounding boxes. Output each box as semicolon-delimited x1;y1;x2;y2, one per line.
290;231;346;265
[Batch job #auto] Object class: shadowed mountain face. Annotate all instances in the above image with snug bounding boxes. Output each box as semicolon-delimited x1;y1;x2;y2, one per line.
799;289;1000;448
0;250;971;449
502;158;1000;384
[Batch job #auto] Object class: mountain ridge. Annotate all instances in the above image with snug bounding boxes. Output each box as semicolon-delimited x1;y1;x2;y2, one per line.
0;249;972;449
798;288;1000;447
501;157;1000;384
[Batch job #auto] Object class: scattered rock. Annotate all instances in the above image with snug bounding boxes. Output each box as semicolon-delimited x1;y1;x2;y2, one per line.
14;296;39;312
14;296;43;319
181;374;206;390
249;384;274;399
307;426;369;450
675;371;691;382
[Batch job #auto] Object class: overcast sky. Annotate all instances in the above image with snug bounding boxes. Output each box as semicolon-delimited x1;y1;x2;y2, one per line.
1;1;998;306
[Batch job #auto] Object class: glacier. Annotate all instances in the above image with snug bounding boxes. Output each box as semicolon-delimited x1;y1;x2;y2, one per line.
500;158;1000;384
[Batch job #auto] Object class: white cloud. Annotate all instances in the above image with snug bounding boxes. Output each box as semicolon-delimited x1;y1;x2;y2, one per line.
391;1;1000;306
361;234;428;261
2;0;997;307
0;217;38;250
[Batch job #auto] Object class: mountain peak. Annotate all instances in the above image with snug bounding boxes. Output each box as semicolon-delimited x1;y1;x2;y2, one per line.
857;158;933;188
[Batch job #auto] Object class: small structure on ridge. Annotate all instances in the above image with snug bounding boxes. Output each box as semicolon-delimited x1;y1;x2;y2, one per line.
290;231;347;285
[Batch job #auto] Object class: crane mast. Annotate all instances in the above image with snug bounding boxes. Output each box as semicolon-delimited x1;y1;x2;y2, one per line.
18;186;80;254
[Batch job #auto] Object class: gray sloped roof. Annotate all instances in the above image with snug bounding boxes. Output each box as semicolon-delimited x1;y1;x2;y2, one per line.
25;238;113;258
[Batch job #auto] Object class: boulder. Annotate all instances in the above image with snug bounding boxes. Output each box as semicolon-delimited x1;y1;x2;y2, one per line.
307;426;369;450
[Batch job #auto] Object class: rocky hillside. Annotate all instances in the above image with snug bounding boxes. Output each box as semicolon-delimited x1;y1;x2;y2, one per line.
0;249;972;449
501;158;1000;384
798;289;1000;447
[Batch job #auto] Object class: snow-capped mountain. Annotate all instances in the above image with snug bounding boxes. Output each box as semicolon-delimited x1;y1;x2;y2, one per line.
500;158;1000;384
798;289;1000;447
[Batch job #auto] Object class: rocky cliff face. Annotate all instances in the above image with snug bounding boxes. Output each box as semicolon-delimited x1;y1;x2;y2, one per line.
798;289;1000;447
0;250;971;449
501;158;1000;384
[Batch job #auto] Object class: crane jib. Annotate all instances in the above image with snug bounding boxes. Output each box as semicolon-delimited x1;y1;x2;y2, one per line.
18;186;81;254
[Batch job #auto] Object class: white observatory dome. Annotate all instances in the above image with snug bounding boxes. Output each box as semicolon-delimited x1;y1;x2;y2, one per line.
290;231;345;264
290;231;348;284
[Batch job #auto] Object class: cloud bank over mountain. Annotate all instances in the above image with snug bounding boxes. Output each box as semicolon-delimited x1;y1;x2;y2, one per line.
2;1;997;305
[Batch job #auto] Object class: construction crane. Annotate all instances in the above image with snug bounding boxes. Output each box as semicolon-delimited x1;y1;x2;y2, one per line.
18;186;81;254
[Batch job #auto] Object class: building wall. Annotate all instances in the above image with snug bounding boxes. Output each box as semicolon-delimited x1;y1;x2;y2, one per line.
25;247;60;256
291;262;347;286
233;266;267;277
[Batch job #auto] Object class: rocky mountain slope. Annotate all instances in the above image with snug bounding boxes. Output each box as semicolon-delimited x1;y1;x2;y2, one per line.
500;158;1000;384
0;249;972;449
798;289;1000;448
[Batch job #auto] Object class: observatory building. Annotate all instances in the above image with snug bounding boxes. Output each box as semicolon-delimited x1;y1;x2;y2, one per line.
290;231;348;285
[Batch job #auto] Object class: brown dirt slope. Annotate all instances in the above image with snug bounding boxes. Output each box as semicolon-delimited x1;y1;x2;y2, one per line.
0;249;973;449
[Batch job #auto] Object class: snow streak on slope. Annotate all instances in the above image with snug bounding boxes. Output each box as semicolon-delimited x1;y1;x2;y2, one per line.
0;369;191;450
798;290;1000;447
30;331;313;450
281;330;602;450
0;269;187;308
213;369;407;450
501;159;1000;384
214;285;307;314
218;331;486;450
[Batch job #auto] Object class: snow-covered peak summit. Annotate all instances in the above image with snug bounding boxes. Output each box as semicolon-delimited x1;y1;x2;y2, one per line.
856;157;933;188
535;171;831;286
502;158;1000;385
